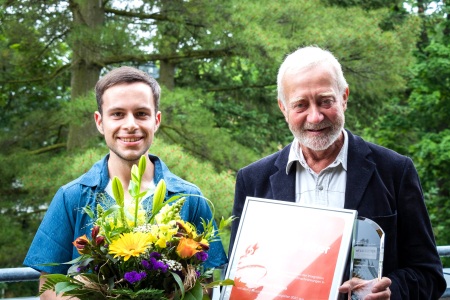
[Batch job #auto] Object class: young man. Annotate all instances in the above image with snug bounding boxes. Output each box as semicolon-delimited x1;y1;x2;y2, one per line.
24;66;227;299
229;46;446;299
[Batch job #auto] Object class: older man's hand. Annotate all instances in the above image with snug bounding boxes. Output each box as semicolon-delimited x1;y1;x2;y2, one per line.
339;277;391;299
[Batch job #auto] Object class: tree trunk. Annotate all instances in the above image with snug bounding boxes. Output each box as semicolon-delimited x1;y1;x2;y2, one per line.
159;59;176;90
67;0;104;151
416;0;429;52
443;0;450;40
156;0;182;91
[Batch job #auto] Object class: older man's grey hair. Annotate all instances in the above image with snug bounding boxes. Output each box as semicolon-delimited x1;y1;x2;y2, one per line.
277;46;348;106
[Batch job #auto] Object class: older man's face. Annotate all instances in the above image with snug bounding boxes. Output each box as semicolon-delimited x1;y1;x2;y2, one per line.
278;64;348;151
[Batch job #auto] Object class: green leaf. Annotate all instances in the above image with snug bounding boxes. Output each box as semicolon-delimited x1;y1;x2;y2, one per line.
38;262;62;267
205;279;234;288
202;294;211;300
39;274;73;295
63;255;85;265
171;271;185;299
185;281;203;300
42;274;72;282
101;204;120;218
82;206;95;219
219;216;236;231
55;281;79;294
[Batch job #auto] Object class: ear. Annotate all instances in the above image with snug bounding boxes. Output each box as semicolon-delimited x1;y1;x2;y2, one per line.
342;87;349;111
154;111;162;132
278;99;289;122
94;111;104;135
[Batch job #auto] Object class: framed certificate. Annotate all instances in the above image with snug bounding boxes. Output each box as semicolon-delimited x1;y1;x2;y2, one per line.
221;197;357;300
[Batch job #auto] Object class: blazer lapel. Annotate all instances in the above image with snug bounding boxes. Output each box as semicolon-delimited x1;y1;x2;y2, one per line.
270;144;296;202
344;130;376;210
269;134;375;208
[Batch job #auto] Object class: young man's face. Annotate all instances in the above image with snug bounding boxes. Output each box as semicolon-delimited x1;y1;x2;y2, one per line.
94;82;161;164
278;64;348;152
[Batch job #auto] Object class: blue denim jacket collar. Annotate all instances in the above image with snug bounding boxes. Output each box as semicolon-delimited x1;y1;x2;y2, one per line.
76;153;187;195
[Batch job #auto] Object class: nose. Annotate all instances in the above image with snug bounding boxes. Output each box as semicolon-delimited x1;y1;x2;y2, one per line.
306;106;324;124
123;113;138;130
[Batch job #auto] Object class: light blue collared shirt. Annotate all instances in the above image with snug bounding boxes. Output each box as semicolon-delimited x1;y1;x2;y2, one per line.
286;130;348;208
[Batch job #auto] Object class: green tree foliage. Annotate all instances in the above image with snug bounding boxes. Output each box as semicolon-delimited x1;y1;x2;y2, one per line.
159;87;262;171
170;0;421;157
0;1;71;152
1;0;419;157
363;1;450;251
408;41;450;248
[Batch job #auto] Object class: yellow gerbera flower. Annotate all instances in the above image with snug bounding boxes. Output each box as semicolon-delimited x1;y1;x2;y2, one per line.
109;232;154;261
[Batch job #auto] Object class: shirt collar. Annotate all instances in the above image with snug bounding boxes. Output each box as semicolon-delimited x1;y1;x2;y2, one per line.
78;153;188;195
286;129;348;174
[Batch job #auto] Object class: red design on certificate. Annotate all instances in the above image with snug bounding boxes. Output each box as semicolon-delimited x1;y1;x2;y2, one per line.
229;207;347;300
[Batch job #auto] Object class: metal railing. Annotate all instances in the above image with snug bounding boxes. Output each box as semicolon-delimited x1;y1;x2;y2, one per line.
0;267;40;283
2;246;450;298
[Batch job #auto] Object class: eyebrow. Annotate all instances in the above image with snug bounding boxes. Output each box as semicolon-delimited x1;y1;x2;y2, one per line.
289;96;306;103
318;92;336;97
289;91;336;102
288;98;304;107
106;106;152;112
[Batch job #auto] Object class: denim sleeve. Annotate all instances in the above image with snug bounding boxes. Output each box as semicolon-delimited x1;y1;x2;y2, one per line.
23;187;76;274
23;182;94;274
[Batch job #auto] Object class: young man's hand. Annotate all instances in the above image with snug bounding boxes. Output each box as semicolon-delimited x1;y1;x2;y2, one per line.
39;273;76;300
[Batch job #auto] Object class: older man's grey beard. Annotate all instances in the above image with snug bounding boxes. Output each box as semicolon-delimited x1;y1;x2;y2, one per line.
290;116;345;151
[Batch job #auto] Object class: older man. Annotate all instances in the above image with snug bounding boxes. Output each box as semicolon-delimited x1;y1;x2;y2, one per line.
229;46;446;299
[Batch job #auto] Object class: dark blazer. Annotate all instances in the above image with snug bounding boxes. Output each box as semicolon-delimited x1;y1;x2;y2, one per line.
230;130;446;299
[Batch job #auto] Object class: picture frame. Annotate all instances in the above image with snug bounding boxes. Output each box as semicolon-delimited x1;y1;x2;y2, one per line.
221;197;357;300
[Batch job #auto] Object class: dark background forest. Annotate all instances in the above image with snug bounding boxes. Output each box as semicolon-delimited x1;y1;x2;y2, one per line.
1;0;450;297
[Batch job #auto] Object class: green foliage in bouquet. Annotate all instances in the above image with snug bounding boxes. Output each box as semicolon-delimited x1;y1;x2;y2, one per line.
39;155;233;299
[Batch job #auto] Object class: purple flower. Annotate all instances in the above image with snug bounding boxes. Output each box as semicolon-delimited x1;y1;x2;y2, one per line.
142;260;151;269
150;252;161;259
76;265;87;272
195;251;208;262
154;260;168;273
124;271;147;284
142;257;168;273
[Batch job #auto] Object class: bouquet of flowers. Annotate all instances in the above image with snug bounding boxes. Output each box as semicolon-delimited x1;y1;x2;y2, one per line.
39;155;233;299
